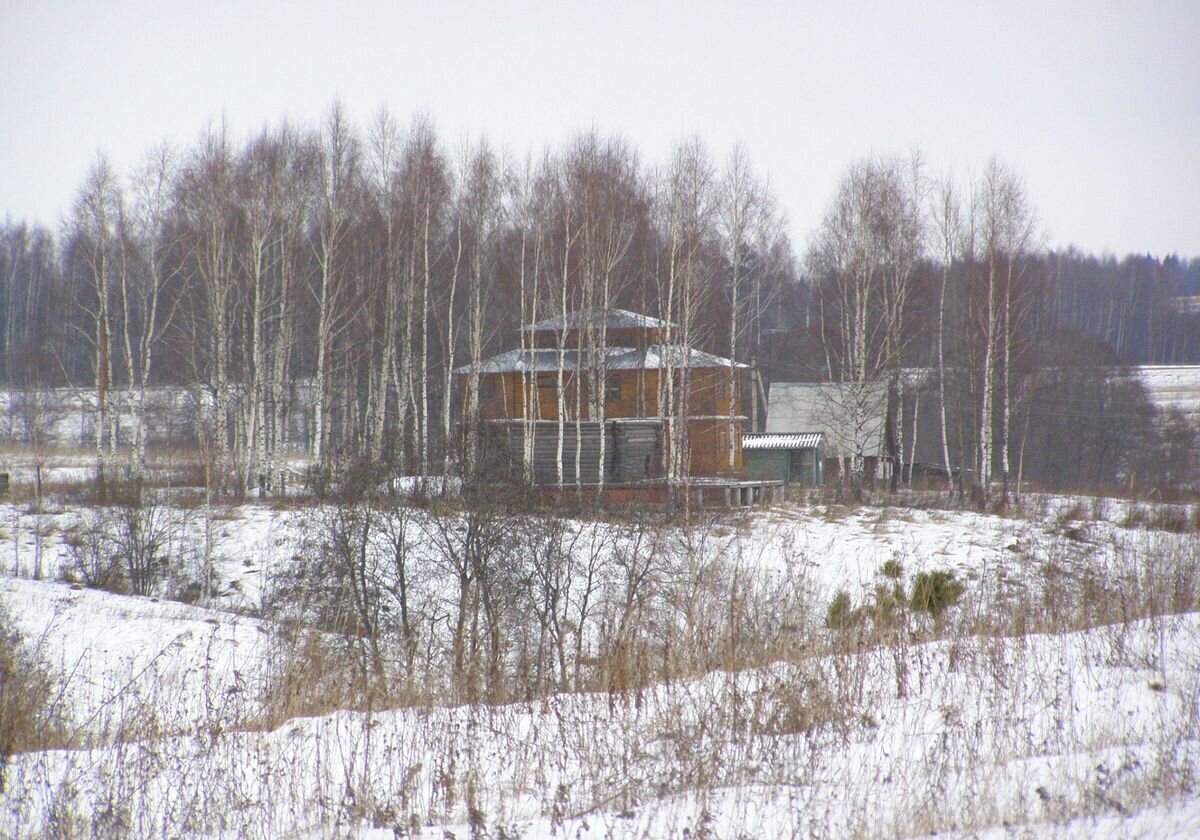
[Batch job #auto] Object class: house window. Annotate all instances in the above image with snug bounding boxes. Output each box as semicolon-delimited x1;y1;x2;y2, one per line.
606;373;621;402
537;372;558;390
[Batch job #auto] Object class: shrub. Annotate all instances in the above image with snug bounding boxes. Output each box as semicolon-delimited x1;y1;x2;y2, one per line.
62;496;177;596
825;589;857;630
908;570;964;618
0;599;66;792
62;510;127;593
868;581;906;629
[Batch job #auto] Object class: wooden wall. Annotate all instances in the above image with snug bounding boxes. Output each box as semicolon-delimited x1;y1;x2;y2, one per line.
468;365;745;478
472;367;742;423
484;419;663;485
684;417;743;475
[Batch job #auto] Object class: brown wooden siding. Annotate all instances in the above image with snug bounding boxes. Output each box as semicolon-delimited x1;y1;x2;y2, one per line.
684;417;743;476
467;363;744;479
471;366;742;423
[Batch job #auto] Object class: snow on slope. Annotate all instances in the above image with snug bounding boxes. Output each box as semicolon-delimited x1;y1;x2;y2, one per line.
2;497;1199;837
3;613;1197;838
1135;365;1200;422
1;577;271;739
1;497;1136;613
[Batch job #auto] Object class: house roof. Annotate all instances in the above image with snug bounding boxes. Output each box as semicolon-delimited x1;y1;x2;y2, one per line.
524;307;676;332
766;381;886;458
458;345;746;374
743;432;823;451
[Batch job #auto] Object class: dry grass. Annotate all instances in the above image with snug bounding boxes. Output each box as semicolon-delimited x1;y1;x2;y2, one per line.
0;601;69;790
2;490;1199;837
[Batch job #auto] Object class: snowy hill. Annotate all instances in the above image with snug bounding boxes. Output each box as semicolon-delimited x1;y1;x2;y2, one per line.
1;493;1198;838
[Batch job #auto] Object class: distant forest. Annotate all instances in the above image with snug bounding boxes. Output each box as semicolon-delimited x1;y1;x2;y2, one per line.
1;106;1198;496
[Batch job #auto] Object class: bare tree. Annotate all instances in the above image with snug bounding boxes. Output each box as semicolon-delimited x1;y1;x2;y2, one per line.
363;109;403;466
459;139;503;479
66;154;123;492
405;117;451;477
312;103;361;468
124;142;181;481
177;126;239;495
931;173;962;487
657;138;716;490
809;156;924;496
717;144;765;472
976;158;1039;504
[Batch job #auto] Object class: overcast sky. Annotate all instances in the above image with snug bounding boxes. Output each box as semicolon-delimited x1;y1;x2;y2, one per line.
2;1;1198;257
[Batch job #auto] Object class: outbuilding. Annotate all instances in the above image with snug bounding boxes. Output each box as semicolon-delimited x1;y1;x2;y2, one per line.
742;432;823;486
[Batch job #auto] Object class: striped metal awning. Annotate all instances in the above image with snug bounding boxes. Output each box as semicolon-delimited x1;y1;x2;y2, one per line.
743;432;823;451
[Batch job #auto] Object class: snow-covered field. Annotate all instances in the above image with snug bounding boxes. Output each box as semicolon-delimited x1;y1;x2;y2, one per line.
2;488;1198;838
1134;365;1200;423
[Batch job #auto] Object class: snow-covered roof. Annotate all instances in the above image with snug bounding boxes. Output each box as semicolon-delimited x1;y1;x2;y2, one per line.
629;345;747;370
743;432;823;451
524;307;675;332
458;345;746;374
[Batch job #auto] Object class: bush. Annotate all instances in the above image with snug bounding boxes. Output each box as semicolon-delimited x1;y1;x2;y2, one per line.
868;582;906;629
62;509;127;593
0;599;66;792
62;495;177;596
909;570;964;618
825;590;857;630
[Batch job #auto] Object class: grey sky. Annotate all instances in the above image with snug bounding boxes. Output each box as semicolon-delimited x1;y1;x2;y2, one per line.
2;0;1198;256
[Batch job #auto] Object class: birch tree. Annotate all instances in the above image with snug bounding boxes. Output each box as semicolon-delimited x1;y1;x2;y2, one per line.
399;118;450;476
178;127;239;495
511;154;548;483
458;139;502;480
977;158;1039;504
364;109;404;466
266;128;313;492
717;145;763;472
548;158;580;489
657;139;715;489
312;103;360;468
234;130;289;493
931;174;962;487
67;155;123;493
123;143;180;480
809;158;922;495
584;137;638;492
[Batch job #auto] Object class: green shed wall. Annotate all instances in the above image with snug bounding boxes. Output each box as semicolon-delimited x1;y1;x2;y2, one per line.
743;450;790;483
743;447;822;486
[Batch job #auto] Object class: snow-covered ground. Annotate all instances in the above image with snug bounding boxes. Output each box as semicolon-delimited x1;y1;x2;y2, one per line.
4;605;1197;838
2;492;1198;838
1134;365;1200;423
1;577;271;740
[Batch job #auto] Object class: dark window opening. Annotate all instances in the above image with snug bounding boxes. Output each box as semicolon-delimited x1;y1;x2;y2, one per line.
606;373;621;402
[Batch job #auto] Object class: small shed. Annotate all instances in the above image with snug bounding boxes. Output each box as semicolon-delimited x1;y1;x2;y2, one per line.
742;432;823;486
766;382;886;481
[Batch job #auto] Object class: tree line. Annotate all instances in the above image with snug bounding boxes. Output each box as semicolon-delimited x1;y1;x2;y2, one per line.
799;154;1199;501
1;104;1197;498
1;106;791;495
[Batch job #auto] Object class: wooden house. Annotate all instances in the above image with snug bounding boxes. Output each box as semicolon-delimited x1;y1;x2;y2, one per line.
458;308;747;484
